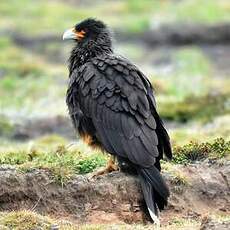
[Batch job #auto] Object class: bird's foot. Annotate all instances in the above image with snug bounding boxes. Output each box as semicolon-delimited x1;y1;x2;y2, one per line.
90;157;119;179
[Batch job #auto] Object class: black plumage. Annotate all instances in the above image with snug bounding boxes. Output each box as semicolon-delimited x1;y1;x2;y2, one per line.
64;18;172;222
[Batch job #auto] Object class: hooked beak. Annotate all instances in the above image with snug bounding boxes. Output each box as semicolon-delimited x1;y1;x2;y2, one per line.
63;28;86;41
63;28;76;40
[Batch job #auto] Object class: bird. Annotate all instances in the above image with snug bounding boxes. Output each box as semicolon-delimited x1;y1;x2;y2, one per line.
63;18;172;223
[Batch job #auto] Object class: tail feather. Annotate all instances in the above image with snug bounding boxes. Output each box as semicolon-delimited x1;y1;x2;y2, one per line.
139;177;158;219
138;166;169;223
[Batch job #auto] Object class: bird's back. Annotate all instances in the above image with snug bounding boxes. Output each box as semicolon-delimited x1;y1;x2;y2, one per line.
67;54;172;165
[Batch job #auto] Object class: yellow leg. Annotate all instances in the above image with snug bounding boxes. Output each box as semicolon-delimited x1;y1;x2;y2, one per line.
91;156;118;178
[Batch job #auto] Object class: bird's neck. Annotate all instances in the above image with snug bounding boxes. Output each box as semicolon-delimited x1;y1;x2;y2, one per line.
68;41;113;74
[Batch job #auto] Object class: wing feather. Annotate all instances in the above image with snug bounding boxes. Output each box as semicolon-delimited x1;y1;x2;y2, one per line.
68;55;172;167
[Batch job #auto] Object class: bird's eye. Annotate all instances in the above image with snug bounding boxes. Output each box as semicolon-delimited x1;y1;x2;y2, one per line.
74;29;86;40
78;30;86;38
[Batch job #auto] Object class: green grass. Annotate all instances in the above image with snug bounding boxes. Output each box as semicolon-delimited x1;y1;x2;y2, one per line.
170;115;230;145
0;75;51;108
0;136;229;184
0;37;46;77
156;48;229;122
0;115;13;137
0;37;67;114
151;47;229;122
0;74;67;116
172;138;230;164
0;137;107;184
0;0;90;34
147;0;230;24
0;0;230;35
159;92;230;122
167;48;211;98
0;15;228;119
151;47;212;101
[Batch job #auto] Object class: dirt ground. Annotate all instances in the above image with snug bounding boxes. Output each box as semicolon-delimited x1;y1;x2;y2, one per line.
0;160;229;228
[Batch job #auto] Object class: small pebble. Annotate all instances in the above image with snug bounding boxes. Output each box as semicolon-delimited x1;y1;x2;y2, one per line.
50;224;59;230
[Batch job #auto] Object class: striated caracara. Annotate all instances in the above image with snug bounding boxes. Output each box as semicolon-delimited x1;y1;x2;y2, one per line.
63;18;172;223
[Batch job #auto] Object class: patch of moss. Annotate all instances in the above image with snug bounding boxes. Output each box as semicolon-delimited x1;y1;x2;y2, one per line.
159;92;230;122
173;138;230;164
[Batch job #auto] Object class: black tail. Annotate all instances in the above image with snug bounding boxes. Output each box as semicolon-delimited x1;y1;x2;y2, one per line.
137;166;169;222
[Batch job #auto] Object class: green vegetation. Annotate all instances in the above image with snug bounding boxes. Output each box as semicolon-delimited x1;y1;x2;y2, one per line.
0;39;229;143
0;37;47;77
0;37;67;113
159;92;230;122
173;138;230;164
169;114;230;145
1;74;53;109
0;137;228;184
0;115;13;137
0;138;107;184
150;47;230;123
151;47;212;100
165;48;211;99
0;9;228;120
0;0;229;228
146;0;230;24
0;0;230;35
0;211;53;230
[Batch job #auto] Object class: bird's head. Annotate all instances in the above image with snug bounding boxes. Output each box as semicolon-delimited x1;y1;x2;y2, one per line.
63;18;112;49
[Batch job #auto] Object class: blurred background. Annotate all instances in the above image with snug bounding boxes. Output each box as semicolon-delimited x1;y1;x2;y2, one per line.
0;0;229;173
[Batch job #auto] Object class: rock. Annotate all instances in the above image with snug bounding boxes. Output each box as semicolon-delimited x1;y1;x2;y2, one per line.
50;224;59;230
